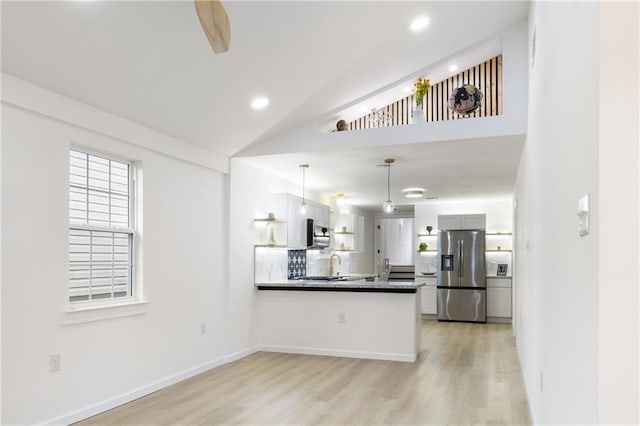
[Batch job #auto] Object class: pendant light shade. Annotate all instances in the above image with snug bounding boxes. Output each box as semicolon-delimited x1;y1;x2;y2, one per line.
382;158;395;213
299;164;309;215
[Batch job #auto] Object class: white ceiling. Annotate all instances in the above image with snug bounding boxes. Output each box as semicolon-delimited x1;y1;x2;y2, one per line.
2;1;529;208
243;135;525;211
1;1;529;158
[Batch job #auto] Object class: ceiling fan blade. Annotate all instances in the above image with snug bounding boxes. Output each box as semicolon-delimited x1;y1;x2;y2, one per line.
194;0;230;54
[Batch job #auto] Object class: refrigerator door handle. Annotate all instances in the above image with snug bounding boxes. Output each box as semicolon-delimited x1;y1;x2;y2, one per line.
458;240;464;282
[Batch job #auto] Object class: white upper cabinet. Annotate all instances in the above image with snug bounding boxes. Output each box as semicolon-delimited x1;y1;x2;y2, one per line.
308;201;330;228
268;194;330;249
438;214;486;230
461;214;486;229
316;204;330;228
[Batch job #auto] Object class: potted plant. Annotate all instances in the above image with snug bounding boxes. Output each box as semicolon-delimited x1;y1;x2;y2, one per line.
413;78;431;122
419;242;428;252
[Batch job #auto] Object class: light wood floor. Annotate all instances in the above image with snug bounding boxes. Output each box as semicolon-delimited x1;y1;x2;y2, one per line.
77;321;531;425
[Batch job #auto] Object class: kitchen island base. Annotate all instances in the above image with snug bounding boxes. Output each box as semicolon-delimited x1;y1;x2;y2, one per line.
255;289;422;362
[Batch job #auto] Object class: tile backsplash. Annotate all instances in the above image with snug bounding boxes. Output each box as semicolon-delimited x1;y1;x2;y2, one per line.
287;249;307;279
254;248;287;283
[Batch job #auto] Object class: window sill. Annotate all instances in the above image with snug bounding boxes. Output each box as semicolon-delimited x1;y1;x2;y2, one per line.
62;299;149;326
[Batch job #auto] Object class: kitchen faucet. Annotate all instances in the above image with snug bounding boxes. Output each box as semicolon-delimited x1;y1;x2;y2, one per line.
329;254;342;277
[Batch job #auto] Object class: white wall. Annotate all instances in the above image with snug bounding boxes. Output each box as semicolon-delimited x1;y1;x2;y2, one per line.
381;217;414;265
358;207;376;273
515;3;599;422
1;79;231;424
227;157;324;353
597;2;639;423
0;73;3;426
514;2;639;424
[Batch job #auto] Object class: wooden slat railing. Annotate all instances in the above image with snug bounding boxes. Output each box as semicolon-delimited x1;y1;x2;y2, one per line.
347;54;502;130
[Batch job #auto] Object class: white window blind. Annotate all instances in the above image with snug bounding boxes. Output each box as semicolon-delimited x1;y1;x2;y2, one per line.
69;150;134;303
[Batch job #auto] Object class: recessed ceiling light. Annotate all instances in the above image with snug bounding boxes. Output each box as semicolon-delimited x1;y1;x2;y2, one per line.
449;64;458;72
251;97;269;110
403;86;412;93
410;16;429;32
403;187;425;198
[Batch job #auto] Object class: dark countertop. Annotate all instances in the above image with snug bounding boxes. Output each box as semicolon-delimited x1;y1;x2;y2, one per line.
256;279;425;294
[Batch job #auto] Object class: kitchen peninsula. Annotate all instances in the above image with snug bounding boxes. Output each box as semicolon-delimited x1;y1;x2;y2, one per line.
254;278;424;362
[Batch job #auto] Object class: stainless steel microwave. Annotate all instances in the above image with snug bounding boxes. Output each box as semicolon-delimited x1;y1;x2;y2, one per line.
307;218;329;248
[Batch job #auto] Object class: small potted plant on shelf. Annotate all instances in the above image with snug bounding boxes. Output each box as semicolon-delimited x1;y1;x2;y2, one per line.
412;77;431;123
419;242;428;252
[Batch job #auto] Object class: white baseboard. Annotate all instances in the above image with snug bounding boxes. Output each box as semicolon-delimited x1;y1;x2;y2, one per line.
258;344;417;363
487;316;512;324
44;346;259;426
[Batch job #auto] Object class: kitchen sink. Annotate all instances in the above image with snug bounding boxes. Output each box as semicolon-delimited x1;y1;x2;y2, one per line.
296;276;348;281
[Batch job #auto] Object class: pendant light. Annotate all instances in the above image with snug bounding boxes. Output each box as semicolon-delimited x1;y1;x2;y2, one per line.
299;164;309;215
383;158;395;213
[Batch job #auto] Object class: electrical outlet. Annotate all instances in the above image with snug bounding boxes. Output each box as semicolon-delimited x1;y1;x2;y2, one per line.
338;312;346;324
50;354;61;372
200;323;206;335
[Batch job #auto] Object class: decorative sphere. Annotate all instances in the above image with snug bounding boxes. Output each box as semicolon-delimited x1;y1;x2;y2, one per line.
448;84;483;115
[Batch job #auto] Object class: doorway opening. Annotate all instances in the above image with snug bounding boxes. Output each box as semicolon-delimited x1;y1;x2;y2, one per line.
376;216;415;281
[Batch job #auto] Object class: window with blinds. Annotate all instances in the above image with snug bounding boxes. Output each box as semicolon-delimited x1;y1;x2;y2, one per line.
69;149;134;303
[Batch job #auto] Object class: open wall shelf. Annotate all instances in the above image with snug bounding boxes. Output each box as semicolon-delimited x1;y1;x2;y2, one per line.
253;218;286;224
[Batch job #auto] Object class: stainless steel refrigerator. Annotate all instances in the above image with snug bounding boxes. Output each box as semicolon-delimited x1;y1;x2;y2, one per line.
437;230;486;322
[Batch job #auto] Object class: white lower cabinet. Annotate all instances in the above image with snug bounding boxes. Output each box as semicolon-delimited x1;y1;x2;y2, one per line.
417;277;437;314
422;286;437;314
487;278;512;319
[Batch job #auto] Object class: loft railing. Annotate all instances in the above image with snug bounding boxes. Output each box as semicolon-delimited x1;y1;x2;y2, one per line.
347;54;503;130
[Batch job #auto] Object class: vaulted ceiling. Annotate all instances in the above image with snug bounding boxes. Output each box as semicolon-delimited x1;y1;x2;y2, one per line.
2;1;529;158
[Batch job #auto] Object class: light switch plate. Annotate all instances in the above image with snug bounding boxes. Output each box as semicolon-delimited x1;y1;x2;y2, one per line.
577;193;590;237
